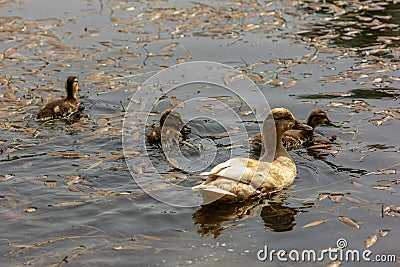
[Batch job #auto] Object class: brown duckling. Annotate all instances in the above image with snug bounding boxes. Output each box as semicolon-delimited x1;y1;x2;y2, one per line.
147;109;191;150
193;108;312;204
252;109;334;151
36;76;80;121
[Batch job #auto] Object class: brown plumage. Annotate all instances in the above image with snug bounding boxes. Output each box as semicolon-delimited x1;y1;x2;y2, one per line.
252;109;333;151
147;109;191;151
192;108;312;205
36;76;80;121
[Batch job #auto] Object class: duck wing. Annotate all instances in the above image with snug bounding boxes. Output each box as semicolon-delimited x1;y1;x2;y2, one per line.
193;158;273;204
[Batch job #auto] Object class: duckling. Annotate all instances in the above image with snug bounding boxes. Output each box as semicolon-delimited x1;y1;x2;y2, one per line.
147;109;191;150
252;109;333;151
36;76;80;121
192;108;312;204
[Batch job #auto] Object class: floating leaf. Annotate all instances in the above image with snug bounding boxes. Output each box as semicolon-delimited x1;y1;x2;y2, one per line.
239;110;253;116
49;200;85;207
160;43;178;51
327;261;341;267
383;206;400;217
302;219;329;228
317;193;330;200
366;169;397;175
50;152;90;158
328;194;344;203
44;181;57;188
379;230;390;237
365;234;378;248
170;98;184;108
267;77;283;87
284;80;297;88
370;185;390;190
338;216;360;229
133;166;143;175
25;207;37;213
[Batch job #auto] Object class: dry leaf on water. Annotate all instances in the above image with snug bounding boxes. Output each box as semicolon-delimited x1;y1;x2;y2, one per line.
44;181;57;188
302;219;329;228
25;207;37;213
379;230;390;237
317;193;330;200
284;80;297;88
338;216;360;229
49;200;85;207
50;152;90;158
328;194;344;203
365;234;378;248
327;261;341;267
365;169;397;175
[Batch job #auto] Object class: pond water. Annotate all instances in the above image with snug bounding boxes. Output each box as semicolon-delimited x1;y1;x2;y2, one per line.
0;0;399;266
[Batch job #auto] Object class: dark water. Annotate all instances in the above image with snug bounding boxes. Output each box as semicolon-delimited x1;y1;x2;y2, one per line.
0;0;399;266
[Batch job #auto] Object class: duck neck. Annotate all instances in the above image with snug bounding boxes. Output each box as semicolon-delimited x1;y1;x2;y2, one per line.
66;90;76;100
260;126;289;162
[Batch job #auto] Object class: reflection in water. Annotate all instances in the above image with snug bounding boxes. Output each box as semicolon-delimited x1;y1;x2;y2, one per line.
260;203;298;232
193;190;303;238
299;87;399;100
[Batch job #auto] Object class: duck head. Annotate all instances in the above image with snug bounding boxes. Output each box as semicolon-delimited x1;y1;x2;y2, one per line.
269;108;312;134
307;109;335;128
65;76;80;100
160;109;191;134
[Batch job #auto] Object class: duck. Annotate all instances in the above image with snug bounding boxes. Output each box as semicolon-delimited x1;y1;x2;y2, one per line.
192;108;312;204
36;76;81;121
251;109;334;151
147;109;191;150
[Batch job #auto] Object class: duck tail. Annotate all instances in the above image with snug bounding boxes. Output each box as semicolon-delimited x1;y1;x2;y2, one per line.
192;184;236;204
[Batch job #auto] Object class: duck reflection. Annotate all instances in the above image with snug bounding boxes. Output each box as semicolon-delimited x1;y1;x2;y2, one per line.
193;190;304;238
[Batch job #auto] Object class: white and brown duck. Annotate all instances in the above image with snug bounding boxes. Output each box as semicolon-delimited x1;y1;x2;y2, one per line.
36;76;81;121
192;108;312;204
147;109;191;150
252;109;334;151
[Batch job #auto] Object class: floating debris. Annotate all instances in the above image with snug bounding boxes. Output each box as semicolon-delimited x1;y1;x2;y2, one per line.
338;216;360;229
302;219;329;228
365;234;378;248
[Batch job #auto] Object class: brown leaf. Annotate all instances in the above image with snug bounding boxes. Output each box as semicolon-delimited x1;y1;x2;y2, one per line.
133;166;143;175
365;234;378;248
302;219;329;228
50;152;90;158
338;216;360;229
170;98;184;108
328;194;344;203
239;110;253;116
284;80;297;88
366;169;397;175
25;207;38;213
317;193;330;200
268;77;283;87
160;43;178;51
379;230;390;237
327;261;341;267
44;181;57;188
370;185;391;190
49;200;85;207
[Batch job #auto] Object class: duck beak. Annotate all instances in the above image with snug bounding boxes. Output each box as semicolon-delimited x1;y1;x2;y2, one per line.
325;119;336;127
293;120;313;131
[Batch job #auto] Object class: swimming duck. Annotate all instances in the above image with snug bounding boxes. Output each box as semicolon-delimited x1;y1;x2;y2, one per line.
147;109;191;150
192;108;312;204
36;76;80;121
252;109;333;151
